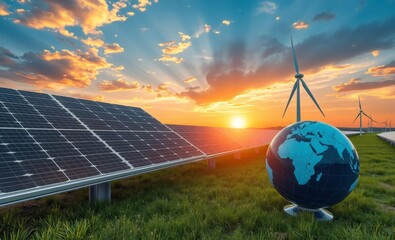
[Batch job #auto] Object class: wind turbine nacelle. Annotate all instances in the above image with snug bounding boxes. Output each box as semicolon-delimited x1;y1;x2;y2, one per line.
295;73;304;78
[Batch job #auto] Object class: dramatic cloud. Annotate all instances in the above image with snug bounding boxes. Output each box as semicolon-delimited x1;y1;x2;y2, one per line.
142;83;173;98
0;47;111;89
184;77;197;83
161;41;191;55
333;78;395;92
0;47;18;66
82;37;105;48
179;32;191;41
158;55;184;64
82;37;124;54
292;21;309;29
366;61;395;76
180;16;395;105
98;79;139;92
222;20;231;26
0;3;10;16
257;1;277;14
111;65;124;71
313;12;336;22
103;43;124;54
158;33;192;64
133;0;158;12
15;0;128;37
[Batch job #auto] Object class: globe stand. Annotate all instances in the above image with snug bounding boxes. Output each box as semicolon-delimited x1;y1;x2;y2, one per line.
284;203;333;221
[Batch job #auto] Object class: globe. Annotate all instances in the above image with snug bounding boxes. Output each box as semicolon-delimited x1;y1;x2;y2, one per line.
266;121;360;220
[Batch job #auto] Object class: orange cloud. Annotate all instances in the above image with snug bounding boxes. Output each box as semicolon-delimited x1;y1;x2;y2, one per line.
142;83;174;98
184;77;197;83
111;65;125;71
69;93;105;101
103;43;124;54
371;50;380;57
82;37;105;48
158;55;184;64
159;41;176;47
82;37;123;54
15;0;128;37
133;0;156;12
98;79;139;92
333;78;395;92
292;21;309;29
366;61;395;76
161;41;191;55
0;47;111;89
179;32;191;41
0;3;9;16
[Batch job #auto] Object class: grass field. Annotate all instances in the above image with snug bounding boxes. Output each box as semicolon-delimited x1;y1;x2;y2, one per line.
1;133;394;239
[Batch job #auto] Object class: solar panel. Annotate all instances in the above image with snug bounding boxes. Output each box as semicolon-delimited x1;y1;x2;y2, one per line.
167;125;243;155
0;87;204;206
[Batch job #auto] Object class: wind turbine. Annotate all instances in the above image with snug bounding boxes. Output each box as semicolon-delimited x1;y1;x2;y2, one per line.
353;96;373;136
382;120;390;132
369;114;375;133
282;36;325;122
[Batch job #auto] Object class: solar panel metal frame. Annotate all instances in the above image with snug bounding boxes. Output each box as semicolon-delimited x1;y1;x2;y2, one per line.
0;88;205;207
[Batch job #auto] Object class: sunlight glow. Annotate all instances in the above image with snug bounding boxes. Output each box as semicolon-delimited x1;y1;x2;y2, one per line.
230;116;246;128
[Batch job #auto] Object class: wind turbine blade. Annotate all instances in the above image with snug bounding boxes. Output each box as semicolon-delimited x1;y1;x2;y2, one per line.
358;96;361;110
290;36;300;74
362;112;373;120
299;78;325;117
353;113;361;123
282;81;298;118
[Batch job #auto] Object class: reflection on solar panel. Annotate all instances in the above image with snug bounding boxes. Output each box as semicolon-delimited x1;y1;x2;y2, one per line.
167;125;243;155
0;87;204;206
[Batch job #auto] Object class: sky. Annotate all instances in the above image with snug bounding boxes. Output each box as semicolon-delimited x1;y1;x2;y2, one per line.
0;0;394;128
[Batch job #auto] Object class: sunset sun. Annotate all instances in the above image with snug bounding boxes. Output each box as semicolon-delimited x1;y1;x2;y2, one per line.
230;116;246;128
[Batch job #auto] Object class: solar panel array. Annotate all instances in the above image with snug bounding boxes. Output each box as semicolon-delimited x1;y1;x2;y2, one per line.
0;87;204;203
167;124;243;155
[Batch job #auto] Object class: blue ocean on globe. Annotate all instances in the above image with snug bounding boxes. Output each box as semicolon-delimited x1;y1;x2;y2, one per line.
266;121;360;209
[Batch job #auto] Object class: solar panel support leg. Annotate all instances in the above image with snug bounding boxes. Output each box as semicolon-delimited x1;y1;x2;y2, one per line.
208;159;216;169
89;182;111;203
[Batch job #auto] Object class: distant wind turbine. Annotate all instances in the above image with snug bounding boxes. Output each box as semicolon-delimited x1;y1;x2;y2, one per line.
353;96;373;136
382;120;391;132
282;36;325;122
367;114;377;133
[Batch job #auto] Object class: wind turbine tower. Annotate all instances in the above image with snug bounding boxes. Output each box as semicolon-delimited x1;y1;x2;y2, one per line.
282;36;325;122
353;97;373;136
